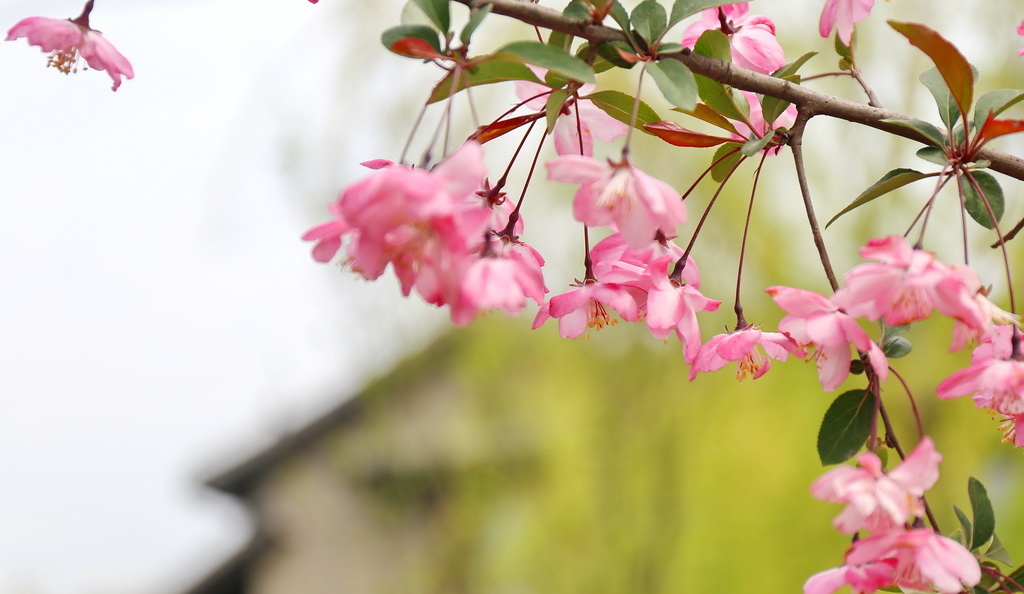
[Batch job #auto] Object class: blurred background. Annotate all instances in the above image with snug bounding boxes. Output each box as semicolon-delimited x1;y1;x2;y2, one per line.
1;0;1024;592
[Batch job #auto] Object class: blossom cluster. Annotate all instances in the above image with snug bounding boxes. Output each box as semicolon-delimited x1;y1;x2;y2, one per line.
805;438;981;594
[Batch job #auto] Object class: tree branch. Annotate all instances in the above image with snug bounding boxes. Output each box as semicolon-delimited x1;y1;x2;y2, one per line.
454;0;1024;181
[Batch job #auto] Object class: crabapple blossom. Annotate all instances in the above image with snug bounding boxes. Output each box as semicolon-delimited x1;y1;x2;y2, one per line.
805;528;980;594
6;1;134;91
532;279;643;339
833;236;987;331
690;327;803;381
946;265;1018;351
546;155;687;250
455;238;547;325
681;3;785;75
767;285;887;391
515;69;627;156
647;256;721;364
810;437;940;534
732;91;797;152
819;0;875;46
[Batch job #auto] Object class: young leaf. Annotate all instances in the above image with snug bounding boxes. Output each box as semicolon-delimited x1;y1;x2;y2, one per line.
817;389;876;466
586;90;662;130
632;0;668;46
978;118;1024;144
920;67;961;130
596;41;639;69
496;41;597;83
773;52;818;79
973;89;1024;131
427;58;541;104
916;146;949;166
826;169;934;227
760;75;799;127
673;103;739;134
881;336;912;358
954;505;974;548
710;143;743;182
459;4;491;46
469;114;539;144
388;37;445;60
412;0;451;33
740;133;774;156
669;0;736;28
889;21;974;119
962;170;1005;230
647;60;698;111
879;117;947;147
382;25;442;56
969;477;996;551
644;121;735;147
881;323;911;342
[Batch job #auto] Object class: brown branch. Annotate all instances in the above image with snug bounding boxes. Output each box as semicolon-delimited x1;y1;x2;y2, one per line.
453;0;1024;182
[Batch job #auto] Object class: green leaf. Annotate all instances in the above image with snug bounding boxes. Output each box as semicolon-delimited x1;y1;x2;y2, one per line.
696;76;747;121
879;117;947;147
889;21;974;119
740;133;774;156
548;29;574;53
693;29;731;63
882;336;912;358
962;170;1005;230
921;67;961;130
632;0;668;46
984;532;1013;566
495;41;596;83
647;60;697;111
1006;564;1024;591
916;146;948;166
817;389;876;465
972;586;990;594
544;89;571;133
644;120;735;147
608;1;631;32
382;25;442;56
427;58;541;104
773;52;818;79
826;168;934;227
586;90;662;131
973;89;1024;131
969;477;996;550
460;4;491;46
834;31;853;63
954;504;974;548
710;144;743;182
669;0;737;28
673;103;739;134
412;0;451;33
881;323;911;342
596;41;638;69
562;0;591;20
761;76;798;127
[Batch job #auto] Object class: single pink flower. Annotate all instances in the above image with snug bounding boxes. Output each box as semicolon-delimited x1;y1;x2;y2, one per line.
647;256;721;364
547;155;687;250
690;327;804;381
732;90;797;152
681;3;785;75
1018;20;1024;56
515;69;628;156
810;437;940;534
454;236;547;325
946;266;1017;352
834;236;987;330
819;0;875;46
7;1;134;91
937;358;1024;416
767;285;887;391
533;280;643;339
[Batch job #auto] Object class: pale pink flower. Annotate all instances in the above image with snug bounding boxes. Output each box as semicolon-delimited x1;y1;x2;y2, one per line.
456;245;546;325
834;236;987;330
532;280;643;339
690;327;803;381
767;285;887;391
732;91;797;152
547;155;687;250
515;69;628;156
681;3;785;74
947;266;1018;352
301;202;349;263
647;256;721;364
810;437;940;534
1018;20;1024;56
819;0;875;46
806;529;980;594
937;358;1024;416
7;1;134;91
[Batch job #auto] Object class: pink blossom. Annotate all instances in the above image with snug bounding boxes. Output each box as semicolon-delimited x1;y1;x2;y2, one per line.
532;279;643;339
546;155;686;250
690;327;804;381
819;0;875;46
681;3;785;75
515;69;628;156
937;358;1024;416
456;241;547;325
810;438;941;534
732;91;797;150
947;266;1017;351
647;256;721;364
7;2;134;91
834;236;987;330
767;285;887;391
1018;20;1024;56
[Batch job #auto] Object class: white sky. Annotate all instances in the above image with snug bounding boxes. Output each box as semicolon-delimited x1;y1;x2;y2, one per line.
0;1;447;592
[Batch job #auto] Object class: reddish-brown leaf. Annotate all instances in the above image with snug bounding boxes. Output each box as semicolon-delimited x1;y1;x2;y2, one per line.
643;120;734;148
389;37;445;60
979;117;1024;143
469;114;541;144
889;21;973;119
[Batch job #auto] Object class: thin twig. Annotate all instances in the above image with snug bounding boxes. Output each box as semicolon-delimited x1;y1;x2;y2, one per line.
789;109;839;292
